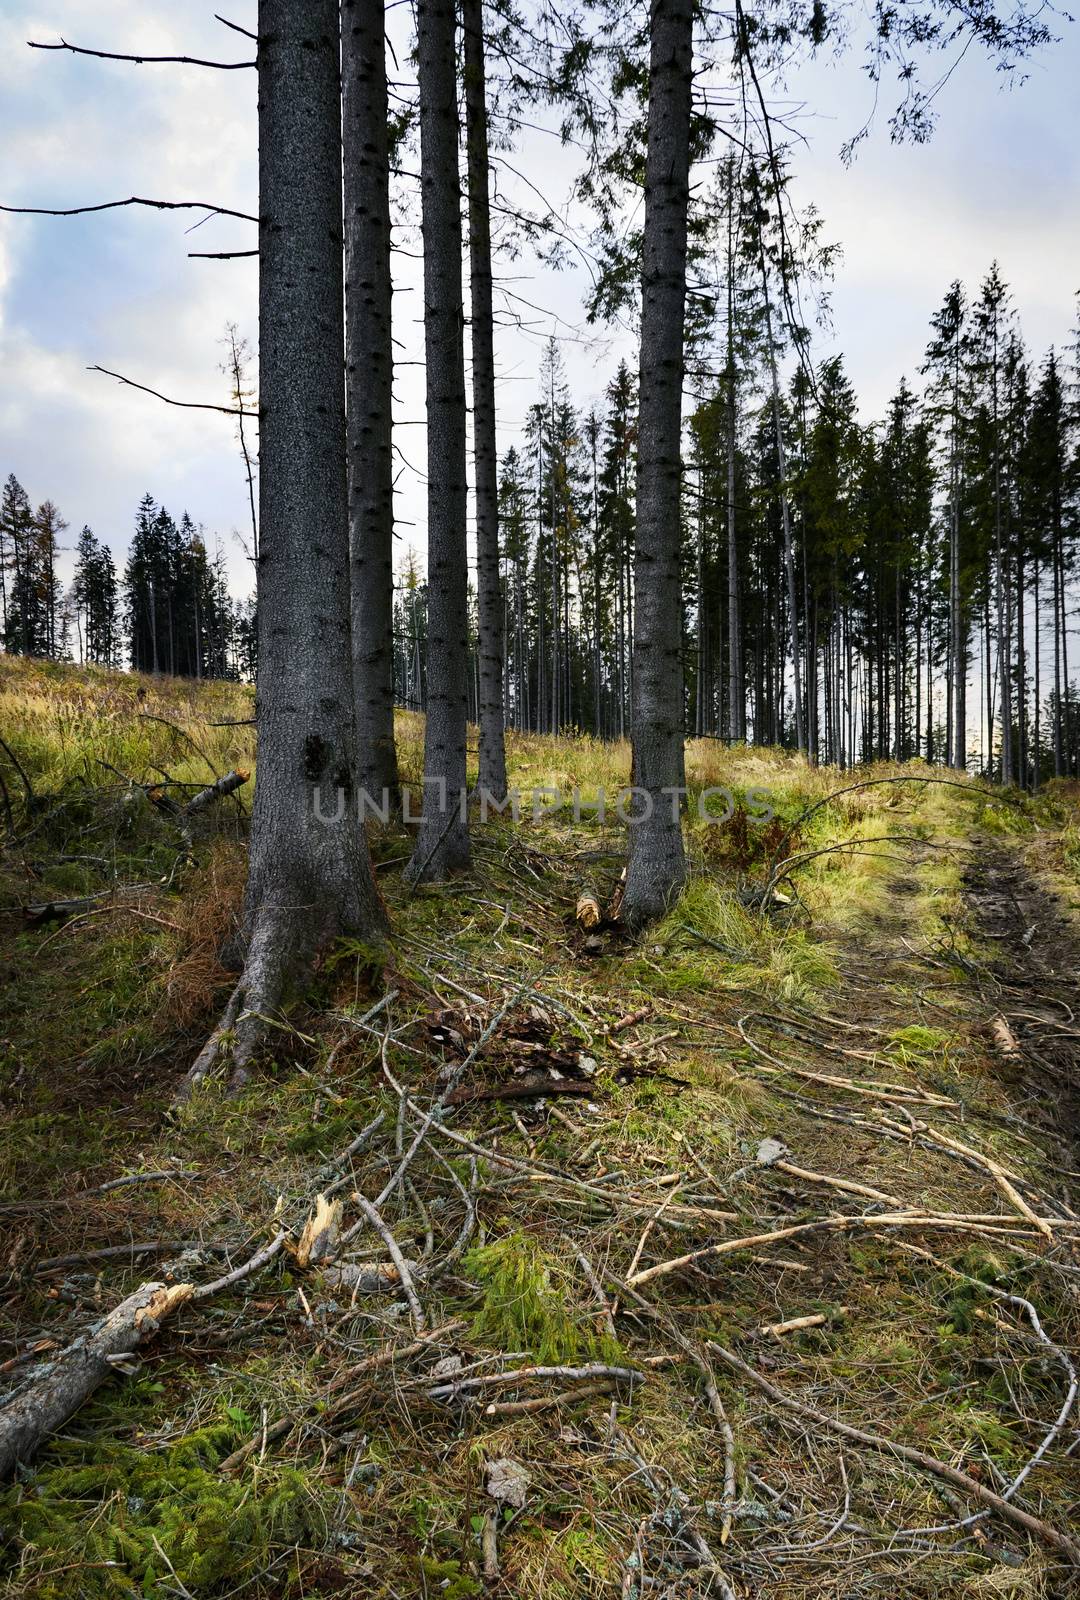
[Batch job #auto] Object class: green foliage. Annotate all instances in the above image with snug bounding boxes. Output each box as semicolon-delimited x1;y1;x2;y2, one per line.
3;1422;331;1598
465;1230;609;1363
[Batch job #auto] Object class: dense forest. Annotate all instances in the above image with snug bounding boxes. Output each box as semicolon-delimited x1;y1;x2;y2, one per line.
0;478;256;679
7;257;1078;788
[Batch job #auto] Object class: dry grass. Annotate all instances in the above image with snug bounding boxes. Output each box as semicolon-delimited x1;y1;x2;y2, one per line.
1;661;1078;1599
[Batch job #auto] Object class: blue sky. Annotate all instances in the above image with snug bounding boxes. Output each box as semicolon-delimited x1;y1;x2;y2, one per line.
0;0;1076;600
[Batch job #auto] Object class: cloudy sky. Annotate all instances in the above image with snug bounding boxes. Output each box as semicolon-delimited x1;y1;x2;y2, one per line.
0;0;1076;600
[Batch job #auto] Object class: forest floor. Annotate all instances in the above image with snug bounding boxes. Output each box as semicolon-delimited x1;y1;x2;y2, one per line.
1;654;1079;1600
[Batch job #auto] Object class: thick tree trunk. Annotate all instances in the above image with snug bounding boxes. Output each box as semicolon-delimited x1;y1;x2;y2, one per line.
182;0;385;1097
343;0;399;806
405;0;470;881
622;0;692;928
463;0;507;800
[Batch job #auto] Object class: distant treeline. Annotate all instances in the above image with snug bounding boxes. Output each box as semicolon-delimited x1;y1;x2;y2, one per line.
0;479;256;681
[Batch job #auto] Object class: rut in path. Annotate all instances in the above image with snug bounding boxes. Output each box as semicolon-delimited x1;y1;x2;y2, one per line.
963;836;1080;1158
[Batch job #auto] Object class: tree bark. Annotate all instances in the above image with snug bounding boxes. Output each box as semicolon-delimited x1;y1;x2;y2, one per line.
463;0;508;801
405;0;470;881
622;0;692;929
0;1282;193;1481
343;0;399;806
182;0;385;1096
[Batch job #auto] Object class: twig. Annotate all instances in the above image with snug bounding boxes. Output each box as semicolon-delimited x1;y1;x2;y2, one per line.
353;1197;425;1331
705;1340;1080;1565
90;363;256;412
192;1230;286;1300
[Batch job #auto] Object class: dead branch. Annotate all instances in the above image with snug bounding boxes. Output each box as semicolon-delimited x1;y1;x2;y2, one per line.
0;1282;194;1480
28;37;254;67
483;1378;616;1416
215;15;258;41
0;196;256;222
705;1339;1080;1566
760;1311;836;1337
424;1361;644;1402
353;1195;426;1330
218;1322;466;1471
444;1072;593;1105
626;1210;1071;1288
184;768;250;815
90;365;256;416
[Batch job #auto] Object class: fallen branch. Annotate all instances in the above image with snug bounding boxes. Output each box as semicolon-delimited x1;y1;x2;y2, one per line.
219;1321;466;1471
445;1072;593;1106
425;1361;643;1402
626;1210;1070;1288
184;769;250;815
353;1196;425;1331
705;1339;1080;1566
0;1282;193;1480
483;1378;616;1417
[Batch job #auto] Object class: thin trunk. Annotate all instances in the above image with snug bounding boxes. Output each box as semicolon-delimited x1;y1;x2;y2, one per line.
405;0;471;881
463;0;507;798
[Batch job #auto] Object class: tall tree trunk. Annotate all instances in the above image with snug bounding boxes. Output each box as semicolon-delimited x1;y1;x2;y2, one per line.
463;0;508;799
759;271;804;754
343;0;399;806
405;0;471;882
622;0;692;927
724;172;743;741
183;0;385;1097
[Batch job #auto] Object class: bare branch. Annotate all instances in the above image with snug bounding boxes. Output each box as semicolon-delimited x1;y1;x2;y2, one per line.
27;37;254;68
215;14;258;40
0;196;257;223
89;365;256;417
189;249;259;259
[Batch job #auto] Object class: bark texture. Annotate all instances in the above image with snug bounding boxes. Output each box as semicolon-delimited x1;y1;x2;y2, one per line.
622;0;692;928
405;0;471;882
0;1282;193;1480
343;0;399;805
184;0;385;1093
463;0;508;801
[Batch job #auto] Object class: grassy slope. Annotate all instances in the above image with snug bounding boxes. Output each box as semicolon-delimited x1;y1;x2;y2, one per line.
1;655;1079;1600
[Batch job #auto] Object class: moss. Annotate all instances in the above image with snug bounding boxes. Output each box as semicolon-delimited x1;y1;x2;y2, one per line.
2;1422;331;1598
417;1556;482;1597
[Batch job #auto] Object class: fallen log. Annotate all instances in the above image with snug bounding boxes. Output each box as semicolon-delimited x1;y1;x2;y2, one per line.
0;1281;193;1481
2;1232;283;1479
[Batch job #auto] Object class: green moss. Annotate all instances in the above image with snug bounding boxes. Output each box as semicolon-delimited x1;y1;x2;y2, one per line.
417;1556;482;1597
2;1421;331;1598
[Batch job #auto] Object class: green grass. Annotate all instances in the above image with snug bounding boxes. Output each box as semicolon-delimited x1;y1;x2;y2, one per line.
3;659;1079;1600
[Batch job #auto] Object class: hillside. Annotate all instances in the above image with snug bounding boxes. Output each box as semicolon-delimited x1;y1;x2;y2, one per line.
1;657;1079;1599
